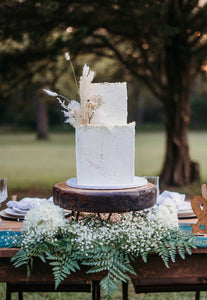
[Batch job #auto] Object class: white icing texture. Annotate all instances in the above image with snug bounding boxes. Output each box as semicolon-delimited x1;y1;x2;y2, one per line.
76;125;135;187
89;82;127;126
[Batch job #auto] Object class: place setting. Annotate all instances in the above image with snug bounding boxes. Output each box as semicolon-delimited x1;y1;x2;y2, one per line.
0;194;72;221
156;189;196;219
177;201;196;219
0;178;9;223
0;197;44;220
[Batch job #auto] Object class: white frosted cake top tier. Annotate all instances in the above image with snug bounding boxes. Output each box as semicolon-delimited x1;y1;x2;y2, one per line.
88;82;127;126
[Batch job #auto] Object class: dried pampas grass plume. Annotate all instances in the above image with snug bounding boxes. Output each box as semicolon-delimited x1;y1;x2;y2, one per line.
43;62;103;127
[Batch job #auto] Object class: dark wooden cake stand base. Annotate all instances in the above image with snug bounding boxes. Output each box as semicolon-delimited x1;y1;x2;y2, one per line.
53;182;156;213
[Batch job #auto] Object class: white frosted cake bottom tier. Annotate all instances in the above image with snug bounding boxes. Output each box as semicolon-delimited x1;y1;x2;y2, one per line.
66;176;147;190
75;124;135;187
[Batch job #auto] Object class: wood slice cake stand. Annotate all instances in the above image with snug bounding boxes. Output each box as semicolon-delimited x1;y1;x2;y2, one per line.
53;182;156;214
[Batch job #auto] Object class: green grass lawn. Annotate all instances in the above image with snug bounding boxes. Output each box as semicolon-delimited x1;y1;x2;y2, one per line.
0;131;207;198
0;131;207;299
1;282;207;300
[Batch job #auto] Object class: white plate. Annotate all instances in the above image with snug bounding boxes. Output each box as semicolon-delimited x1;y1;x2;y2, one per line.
178;211;195;216
0;210;24;220
179;205;192;212
12;207;30;214
178;211;196;218
66;176;148;190
63;209;72;217
179;209;193;213
5;208;26;217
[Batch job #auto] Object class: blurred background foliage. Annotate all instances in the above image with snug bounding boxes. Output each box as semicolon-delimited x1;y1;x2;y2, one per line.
0;0;206;133
1;53;207;132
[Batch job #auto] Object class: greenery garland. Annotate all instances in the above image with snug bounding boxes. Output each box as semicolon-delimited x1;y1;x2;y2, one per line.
10;201;198;300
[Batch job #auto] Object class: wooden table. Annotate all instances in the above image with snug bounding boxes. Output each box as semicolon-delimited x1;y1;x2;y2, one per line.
1;219;207;300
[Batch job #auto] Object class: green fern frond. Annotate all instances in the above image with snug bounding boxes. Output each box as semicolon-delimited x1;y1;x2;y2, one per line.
166;242;176;263
100;273;119;300
178;245;185;259
110;267;130;282
141;253;148;263
185;244;192;255
154;244;170;268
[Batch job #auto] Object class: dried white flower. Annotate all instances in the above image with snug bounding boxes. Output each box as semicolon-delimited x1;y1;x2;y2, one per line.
89;95;102;111
43;63;103;127
62;100;81;127
65;52;70;61
43;89;58;97
87;95;103;123
79;64;95;100
79;64;95;125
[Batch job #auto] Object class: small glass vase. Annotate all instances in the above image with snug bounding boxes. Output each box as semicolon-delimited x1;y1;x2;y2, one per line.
0;178;8;223
144;176;159;200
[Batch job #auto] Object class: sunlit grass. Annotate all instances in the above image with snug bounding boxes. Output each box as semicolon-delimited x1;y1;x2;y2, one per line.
0;133;76;192
135;131;165;176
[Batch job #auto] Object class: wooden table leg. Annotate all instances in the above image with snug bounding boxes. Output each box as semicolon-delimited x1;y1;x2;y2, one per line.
195;291;200;300
122;281;128;300
6;284;24;300
92;281;100;300
19;292;23;300
6;283;12;300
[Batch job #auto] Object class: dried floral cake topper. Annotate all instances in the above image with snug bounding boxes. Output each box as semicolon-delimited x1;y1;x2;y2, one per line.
43;53;103;127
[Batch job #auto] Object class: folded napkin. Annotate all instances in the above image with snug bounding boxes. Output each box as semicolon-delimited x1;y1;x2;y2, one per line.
178;200;192;212
157;191;186;210
7;197;50;210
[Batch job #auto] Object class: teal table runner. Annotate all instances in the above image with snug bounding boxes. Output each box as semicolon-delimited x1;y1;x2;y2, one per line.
0;231;21;248
0;225;207;248
179;223;207;248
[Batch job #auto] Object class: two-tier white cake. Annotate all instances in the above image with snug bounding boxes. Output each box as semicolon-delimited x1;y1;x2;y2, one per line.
75;82;136;187
45;64;147;189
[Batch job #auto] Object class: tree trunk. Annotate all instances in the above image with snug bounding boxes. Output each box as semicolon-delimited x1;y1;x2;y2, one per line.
160;75;200;185
160;95;197;185
159;0;200;186
36;95;48;140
